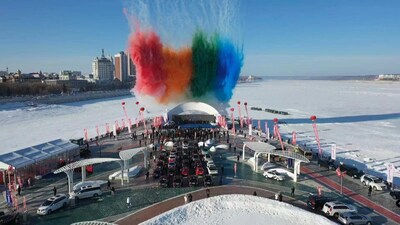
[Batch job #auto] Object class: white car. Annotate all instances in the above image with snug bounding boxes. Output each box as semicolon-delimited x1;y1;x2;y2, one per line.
360;174;386;191
204;154;212;162
322;201;357;218
263;169;285;181
207;165;219;175
37;194;68;215
69;185;102;200
207;160;215;167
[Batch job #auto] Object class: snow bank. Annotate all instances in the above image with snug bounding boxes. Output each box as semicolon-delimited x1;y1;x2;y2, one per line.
141;194;336;225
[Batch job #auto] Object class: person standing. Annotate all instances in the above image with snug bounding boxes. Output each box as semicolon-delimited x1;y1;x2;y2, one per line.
368;185;372;197
188;193;193;202
237;154;240;162
184;194;188;204
146;170;150;181
278;192;283;202
291;186;295;197
253;191;257;196
206;189;210;198
127;197;132;208
17;184;21;196
53;186;57;196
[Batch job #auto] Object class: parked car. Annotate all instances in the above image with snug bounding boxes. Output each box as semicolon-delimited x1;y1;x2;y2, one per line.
204;175;213;186
0;210;20;224
37;194;68;215
196;166;205;176
159;176;168;188
153;168;161;179
168;162;176;169
204;154;212;162
207;165;219;175
390;189;400;200
69;185;102;200
173;175;182;188
322;201;357;218
360;174;386;191
263;169;285;181
168;155;176;163
338;212;372;225
307;194;334;211
318;158;335;170
338;164;364;179
181;167;190;176
207;160;215;168
189;176;197;186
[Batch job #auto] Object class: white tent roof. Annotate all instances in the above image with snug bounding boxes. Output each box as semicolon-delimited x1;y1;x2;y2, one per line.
167;102;219;117
0;139;79;170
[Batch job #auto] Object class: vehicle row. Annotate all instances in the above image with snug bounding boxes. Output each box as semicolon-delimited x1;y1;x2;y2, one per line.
307;194;373;224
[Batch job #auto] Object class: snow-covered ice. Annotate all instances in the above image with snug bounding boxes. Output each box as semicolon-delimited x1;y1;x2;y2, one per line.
140;194;336;225
0;80;399;184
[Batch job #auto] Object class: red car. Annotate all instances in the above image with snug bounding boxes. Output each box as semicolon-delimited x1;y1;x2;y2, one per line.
181;167;190;176
195;166;205;176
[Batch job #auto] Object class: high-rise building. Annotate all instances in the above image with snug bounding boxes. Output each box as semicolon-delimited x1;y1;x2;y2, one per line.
92;49;114;82
127;52;136;76
114;51;128;82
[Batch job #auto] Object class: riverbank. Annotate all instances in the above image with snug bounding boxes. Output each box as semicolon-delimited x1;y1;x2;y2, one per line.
0;89;132;105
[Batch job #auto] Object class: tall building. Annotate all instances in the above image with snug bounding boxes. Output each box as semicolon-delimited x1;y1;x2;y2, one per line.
92;49;114;82
127;52;136;76
114;51;128;82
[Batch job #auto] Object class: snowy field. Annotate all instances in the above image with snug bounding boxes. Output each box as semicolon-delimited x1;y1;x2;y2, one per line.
0;80;399;183
140;194;336;225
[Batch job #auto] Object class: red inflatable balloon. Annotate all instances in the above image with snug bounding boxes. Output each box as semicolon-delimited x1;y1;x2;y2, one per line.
122;102;125;105
310;115;317;121
273;118;278;123
136;101;139;105
244;102;247;106
140;107;145;111
237;101;241;105
230;108;234;112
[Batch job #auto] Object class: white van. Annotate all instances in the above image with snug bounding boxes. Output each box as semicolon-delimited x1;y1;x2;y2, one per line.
69;185;102;200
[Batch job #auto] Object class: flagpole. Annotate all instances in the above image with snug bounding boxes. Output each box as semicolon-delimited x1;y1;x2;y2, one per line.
340;175;343;195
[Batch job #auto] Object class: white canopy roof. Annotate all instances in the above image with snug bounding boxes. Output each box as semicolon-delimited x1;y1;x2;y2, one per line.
243;142;276;152
54;158;121;174
0;139;79;170
243;141;310;163
119;147;146;160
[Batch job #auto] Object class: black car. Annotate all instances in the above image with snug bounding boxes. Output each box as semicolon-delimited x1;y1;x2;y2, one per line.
159;176;168;188
189;176;197;187
307;194;334;210
0;211;20;225
317;158;335;170
204;175;213;187
173;175;182;188
153;168;161;179
338;164;364;179
390;189;400;200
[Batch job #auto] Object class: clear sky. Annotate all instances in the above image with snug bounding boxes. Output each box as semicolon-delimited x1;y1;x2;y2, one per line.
1;0;399;76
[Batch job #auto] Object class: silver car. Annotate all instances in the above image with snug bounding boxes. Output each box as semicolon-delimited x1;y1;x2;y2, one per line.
338;212;372;225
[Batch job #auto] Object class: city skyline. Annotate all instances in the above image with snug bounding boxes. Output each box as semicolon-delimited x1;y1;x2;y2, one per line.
1;0;400;76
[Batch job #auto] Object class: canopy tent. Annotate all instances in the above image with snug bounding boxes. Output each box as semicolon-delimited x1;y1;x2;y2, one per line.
0;139;79;170
54;157;122;193
243;141;310;182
